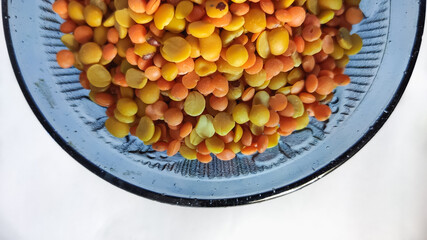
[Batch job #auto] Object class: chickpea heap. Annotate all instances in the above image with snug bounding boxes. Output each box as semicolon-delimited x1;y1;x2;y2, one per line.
53;0;363;163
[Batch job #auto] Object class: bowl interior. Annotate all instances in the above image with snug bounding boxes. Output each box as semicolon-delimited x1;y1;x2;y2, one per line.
3;0;425;206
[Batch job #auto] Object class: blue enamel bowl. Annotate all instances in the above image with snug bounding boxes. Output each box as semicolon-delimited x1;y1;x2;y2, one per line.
3;0;425;207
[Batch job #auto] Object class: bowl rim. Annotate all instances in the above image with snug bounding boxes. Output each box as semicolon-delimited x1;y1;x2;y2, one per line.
2;0;426;207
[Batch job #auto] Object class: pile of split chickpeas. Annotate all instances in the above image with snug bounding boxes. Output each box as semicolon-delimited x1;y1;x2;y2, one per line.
53;0;363;162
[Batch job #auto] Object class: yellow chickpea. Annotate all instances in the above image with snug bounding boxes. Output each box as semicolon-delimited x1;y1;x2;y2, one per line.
268;27;289;56
186;35;201;58
232;103;250;124
233;124;243;143
244;70;267;87
223;15;245;31
68;1;85;23
205;0;229;18
79;42;102;65
319;0;342;10
345;34;363;55
184;91;206;116
249;104;270;126
226;44;248;67
161;36;192;63
136;116;155;141
268;72;288;90
87;64;112;88
105;117;130;138
144;126;162;145
161;62;179;81
134;42;157;57
125;68;148;89
187;21;216;38
205;135;225;154
84;5;103;27
194;58;217;77
180;145;197;160
213;112;235;136
128;10;153;24
256;31;271;59
115;8;134;28
117;98;138;116
154;3;175;30
114;109;135;123
164;16;186;33
199;33;222;62
175;1;194;19
195;114;216;138
244;9;266;33
138;82;160;104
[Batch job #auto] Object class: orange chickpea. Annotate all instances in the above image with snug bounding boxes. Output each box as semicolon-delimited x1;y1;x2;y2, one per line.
56;50;75;68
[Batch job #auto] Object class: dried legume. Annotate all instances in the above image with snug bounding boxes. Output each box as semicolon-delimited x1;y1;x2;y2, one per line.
54;0;363;161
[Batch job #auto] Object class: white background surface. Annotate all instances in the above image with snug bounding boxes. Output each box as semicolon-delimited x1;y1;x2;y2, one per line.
1;11;427;240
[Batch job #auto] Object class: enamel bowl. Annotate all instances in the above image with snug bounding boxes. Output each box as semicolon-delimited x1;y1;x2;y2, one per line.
3;0;425;206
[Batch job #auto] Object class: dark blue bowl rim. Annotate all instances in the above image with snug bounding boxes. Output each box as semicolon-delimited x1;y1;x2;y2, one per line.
3;0;426;207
